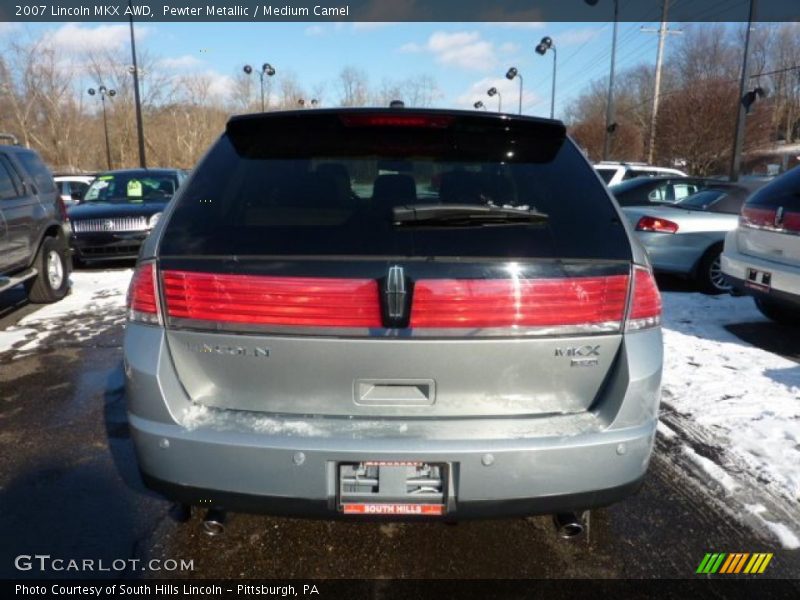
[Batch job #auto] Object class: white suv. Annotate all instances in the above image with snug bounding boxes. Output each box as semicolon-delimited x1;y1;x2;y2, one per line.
595;162;687;186
721;166;800;324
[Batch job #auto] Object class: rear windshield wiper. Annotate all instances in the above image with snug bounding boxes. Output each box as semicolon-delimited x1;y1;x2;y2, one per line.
393;204;549;227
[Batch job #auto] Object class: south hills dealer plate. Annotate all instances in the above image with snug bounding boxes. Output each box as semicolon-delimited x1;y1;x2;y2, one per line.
338;461;449;516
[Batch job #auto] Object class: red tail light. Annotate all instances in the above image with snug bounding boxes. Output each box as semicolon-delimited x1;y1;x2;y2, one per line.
127;263;160;324
340;114;454;129
162;271;382;328
740;206;776;229
627;266;662;330
410;275;630;329
636;216;679;234
57;197;68;222
785;210;800;233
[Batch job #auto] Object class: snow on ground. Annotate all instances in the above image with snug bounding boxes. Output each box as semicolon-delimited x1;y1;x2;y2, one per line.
0;270;132;358
661;291;800;548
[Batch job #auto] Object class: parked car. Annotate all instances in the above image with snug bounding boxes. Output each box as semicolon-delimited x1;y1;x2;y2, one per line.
68;168;187;265
622;182;764;294
721;166;800;324
0;144;71;302
124;108;663;530
54;174;95;207
610;176;714;207
594;161;687;186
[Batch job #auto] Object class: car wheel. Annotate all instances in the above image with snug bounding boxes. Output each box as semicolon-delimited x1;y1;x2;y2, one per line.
696;247;730;295
25;236;71;303
754;297;800;325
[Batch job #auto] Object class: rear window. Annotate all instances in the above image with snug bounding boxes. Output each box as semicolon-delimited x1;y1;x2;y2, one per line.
160;112;631;260
744;166;800;211
596;168;616;183
84;172;178;203
16;151;56;193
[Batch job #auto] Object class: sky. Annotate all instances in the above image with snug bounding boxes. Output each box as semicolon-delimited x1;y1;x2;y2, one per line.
0;18;708;119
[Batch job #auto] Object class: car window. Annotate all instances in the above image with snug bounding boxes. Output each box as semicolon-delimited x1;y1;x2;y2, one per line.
744;166;800;211
69;181;90;199
596;168;616;183
16;151;56;193
83;172;178;203
676;190;727;211
647;184;668;202
161;115;631;261
672;183;697;200
0;159;19;200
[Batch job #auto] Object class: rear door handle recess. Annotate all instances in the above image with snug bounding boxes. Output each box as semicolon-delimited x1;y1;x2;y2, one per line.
354;379;436;406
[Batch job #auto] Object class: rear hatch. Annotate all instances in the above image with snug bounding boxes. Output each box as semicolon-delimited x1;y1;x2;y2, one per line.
153;109;641;419
737;168;800;266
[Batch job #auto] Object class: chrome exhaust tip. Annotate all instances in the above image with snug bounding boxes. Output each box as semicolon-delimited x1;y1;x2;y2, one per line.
202;508;226;536
553;512;585;539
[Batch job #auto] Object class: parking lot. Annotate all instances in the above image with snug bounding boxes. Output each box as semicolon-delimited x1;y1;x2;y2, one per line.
1;267;798;580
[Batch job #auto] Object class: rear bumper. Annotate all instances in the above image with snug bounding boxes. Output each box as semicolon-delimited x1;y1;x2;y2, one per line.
130;410;656;519
721;237;800;307
124;324;662;519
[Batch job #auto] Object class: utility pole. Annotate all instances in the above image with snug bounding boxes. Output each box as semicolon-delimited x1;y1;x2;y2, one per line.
602;0;619;161
129;0;147;169
641;0;682;164
730;0;757;182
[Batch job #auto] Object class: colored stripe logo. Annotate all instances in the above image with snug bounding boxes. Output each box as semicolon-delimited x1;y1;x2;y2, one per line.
696;553;773;574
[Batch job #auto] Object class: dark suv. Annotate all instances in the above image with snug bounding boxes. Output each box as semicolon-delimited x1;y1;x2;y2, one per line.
124;109;663;529
0;144;71;303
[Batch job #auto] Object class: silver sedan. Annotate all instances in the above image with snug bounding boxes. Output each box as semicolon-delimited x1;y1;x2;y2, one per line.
622;183;763;294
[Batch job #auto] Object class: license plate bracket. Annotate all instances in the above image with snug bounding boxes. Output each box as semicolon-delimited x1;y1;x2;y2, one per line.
745;267;772;291
338;461;449;516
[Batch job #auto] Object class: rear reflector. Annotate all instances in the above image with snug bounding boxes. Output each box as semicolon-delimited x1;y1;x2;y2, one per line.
339;114;454;129
127;263;160;324
636;216;679;234
162;271;382;328
627;267;662;330
410;275;630;329
785;210;800;233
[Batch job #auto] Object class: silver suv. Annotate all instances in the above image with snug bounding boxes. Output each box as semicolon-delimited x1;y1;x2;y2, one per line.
124;109;663;528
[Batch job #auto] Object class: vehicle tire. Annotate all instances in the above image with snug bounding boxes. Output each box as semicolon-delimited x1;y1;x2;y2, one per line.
25;236;71;303
696;246;730;295
754;297;800;325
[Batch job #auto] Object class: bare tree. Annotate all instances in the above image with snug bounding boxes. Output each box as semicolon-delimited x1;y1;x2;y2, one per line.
337;67;370;107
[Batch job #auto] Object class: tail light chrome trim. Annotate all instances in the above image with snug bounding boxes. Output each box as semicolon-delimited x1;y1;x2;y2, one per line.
625;266;662;331
127;262;162;325
740;206;800;235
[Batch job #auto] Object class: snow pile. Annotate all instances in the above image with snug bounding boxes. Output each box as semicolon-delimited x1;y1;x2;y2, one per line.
0;270;132;358
181;403;329;437
661;291;800;547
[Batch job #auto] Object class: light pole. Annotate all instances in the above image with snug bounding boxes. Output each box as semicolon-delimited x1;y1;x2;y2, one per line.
487;87;502;112
535;37;557;119
243;62;276;112
473;101;486;110
505;67;524;115
585;0;619;161
128;0;146;168
88;86;116;170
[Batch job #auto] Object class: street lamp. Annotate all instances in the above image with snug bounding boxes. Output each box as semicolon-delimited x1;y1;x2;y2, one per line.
473;100;486;110
585;0;619;161
243;62;276;112
535;37;558;120
505;67;524;115
487;87;502;112
87;85;116;170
